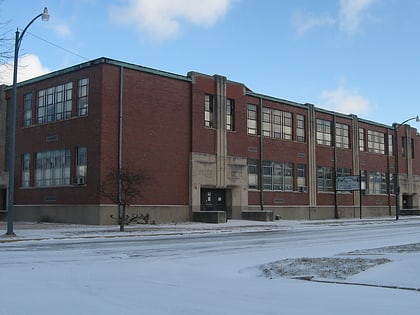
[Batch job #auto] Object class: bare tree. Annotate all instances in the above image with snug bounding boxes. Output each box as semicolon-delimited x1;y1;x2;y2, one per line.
0;1;12;66
100;168;148;232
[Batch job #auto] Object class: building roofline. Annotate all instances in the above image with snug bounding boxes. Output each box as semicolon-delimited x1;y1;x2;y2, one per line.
246;91;308;109
4;57;191;90
3;57;407;131
246;91;397;130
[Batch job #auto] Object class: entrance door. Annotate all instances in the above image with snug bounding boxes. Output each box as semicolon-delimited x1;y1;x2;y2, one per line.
201;189;226;212
403;194;413;209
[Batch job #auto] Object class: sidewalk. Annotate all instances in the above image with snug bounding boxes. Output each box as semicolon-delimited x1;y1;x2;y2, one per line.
1;216;419;243
0;219;288;242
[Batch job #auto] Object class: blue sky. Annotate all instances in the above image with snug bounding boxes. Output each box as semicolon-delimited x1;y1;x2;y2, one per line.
1;0;420;127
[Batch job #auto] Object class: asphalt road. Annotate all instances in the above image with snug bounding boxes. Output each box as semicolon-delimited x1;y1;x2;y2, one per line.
2;219;420;264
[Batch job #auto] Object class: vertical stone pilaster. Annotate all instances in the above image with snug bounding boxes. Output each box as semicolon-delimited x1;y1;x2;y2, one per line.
215;75;227;188
406;126;414;195
307;104;317;206
351;115;360;205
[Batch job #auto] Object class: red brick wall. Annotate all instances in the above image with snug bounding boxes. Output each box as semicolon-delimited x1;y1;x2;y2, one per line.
119;66;191;205
14;64;104;205
13;61;192;207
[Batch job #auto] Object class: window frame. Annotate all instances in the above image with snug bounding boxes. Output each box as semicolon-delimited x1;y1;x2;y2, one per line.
22;153;31;187
316;119;332;146
367;130;385;154
359;128;365;152
248;159;259;189
204;94;215;128
262;107;292;140
262;161;294;191
247;104;258;135
23;93;33;127
78;78;89;116
35;149;71;187
335;123;350;149
226;98;234;131
296;114;305;142
37;82;73;124
317;166;333;192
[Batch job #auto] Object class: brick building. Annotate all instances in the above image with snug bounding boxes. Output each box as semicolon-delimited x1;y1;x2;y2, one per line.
2;57;419;224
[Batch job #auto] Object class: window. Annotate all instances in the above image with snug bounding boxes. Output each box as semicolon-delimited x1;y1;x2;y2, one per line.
296;114;305;142
247;104;258;135
262;108;292;140
23;93;32;127
359;128;365;152
367;130;385;154
317;166;333;192
22;153;31;187
388;134;393;156
412;138;415;159
248;159;259;189
35;149;71;187
336;123;350;149
360;170;366;191
56;83;73;120
204;94;215;128
402;136;406;158
369;171;387;194
37;83;73;124
297;164;306;191
262;161;293;191
402;137;415;159
389;173;395;194
76;146;87;179
316;119;332;146
336;168;351;177
226;99;234;131
78;78;89;116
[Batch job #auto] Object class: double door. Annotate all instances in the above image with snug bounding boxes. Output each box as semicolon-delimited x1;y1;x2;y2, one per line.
201;189;226;212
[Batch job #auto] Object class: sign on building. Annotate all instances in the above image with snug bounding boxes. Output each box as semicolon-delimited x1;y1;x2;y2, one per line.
336;176;360;191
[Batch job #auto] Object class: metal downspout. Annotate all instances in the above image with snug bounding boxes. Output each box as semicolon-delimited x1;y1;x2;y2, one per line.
118;66;124;226
259;97;264;211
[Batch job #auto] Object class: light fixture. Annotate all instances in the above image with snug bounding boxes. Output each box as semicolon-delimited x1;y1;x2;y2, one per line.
42;7;50;22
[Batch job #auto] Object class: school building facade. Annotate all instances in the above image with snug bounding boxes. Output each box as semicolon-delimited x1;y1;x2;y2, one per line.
2;57;419;224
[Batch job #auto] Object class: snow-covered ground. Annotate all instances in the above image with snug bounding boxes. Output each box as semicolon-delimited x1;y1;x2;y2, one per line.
1;217;420;314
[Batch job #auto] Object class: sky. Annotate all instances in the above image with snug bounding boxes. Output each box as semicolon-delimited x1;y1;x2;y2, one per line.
1;0;420;127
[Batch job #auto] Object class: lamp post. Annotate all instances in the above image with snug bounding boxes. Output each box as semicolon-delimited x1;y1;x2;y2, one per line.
394;115;420;221
6;8;49;236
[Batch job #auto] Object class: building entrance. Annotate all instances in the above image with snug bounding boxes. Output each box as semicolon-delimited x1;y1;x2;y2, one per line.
403;194;413;209
200;189;226;212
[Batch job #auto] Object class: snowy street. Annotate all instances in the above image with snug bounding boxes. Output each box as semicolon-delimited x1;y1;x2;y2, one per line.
1;218;420;314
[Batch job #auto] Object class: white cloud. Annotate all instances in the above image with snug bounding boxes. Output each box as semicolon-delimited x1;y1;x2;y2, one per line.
0;54;50;85
109;0;235;41
319;85;373;115
53;23;72;37
339;0;378;34
291;11;335;36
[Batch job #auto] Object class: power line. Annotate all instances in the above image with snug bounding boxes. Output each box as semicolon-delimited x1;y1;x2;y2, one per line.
27;31;89;61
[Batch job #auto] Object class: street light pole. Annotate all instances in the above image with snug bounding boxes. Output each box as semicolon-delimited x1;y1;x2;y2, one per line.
6;8;49;236
394;115;420;221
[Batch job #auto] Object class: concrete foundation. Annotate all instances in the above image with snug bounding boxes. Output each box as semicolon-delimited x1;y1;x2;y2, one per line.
242;210;273;222
192;211;227;223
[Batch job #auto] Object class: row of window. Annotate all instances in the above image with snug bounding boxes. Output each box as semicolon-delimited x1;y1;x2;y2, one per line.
248;159;306;191
23;78;89;127
22;147;87;188
247;159;395;195
247;105;305;142
203;99;414;157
